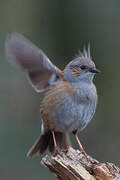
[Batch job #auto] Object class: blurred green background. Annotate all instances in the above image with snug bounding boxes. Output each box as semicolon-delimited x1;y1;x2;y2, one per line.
0;0;120;179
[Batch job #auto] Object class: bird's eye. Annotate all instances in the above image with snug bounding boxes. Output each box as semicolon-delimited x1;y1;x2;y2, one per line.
80;65;87;70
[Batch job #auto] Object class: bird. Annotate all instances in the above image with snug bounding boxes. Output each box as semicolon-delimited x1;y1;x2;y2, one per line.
5;33;100;158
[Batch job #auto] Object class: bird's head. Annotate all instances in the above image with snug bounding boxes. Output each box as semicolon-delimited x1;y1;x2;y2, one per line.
64;46;100;85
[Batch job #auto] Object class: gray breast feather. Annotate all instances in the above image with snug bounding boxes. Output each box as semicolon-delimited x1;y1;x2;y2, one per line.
56;96;81;132
55;85;97;132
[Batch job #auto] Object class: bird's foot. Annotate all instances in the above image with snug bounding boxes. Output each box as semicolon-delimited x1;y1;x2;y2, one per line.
53;146;61;156
81;150;89;159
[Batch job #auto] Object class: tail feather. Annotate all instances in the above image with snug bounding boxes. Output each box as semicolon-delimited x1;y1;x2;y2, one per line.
48;132;70;153
27;131;71;158
27;131;51;157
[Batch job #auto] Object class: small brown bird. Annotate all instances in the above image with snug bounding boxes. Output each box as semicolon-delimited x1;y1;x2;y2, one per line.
5;33;100;157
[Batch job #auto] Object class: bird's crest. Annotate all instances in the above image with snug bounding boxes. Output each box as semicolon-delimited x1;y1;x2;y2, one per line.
75;44;91;59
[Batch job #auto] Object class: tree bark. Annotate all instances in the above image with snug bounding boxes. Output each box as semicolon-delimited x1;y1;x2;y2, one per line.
41;147;120;180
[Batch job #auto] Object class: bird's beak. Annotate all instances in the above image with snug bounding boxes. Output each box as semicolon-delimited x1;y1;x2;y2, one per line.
89;67;100;73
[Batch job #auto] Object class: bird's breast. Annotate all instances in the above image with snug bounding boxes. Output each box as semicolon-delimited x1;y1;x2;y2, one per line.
73;83;97;131
40;81;97;132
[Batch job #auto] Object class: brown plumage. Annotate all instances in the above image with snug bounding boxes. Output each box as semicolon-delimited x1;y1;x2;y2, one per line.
40;81;74;131
27;82;74;157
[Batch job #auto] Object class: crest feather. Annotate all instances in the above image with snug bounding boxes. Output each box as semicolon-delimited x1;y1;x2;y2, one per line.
75;44;91;59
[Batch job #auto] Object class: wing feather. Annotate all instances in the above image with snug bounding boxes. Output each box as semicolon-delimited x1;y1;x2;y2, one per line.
5;33;62;92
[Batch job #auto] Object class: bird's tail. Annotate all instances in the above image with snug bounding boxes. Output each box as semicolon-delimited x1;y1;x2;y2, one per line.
27;131;70;158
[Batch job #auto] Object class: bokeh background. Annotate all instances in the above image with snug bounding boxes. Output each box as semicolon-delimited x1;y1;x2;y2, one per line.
0;0;120;179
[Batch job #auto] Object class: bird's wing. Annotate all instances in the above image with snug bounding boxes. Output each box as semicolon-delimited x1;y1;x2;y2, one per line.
5;33;62;92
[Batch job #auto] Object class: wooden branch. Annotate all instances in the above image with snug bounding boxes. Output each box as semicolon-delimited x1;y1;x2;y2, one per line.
41;147;120;180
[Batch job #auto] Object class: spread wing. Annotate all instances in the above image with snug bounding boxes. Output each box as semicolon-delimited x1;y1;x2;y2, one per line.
5;33;62;92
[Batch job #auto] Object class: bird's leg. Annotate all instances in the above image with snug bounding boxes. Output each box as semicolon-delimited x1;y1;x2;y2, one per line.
73;130;87;157
75;134;87;156
52;131;61;154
